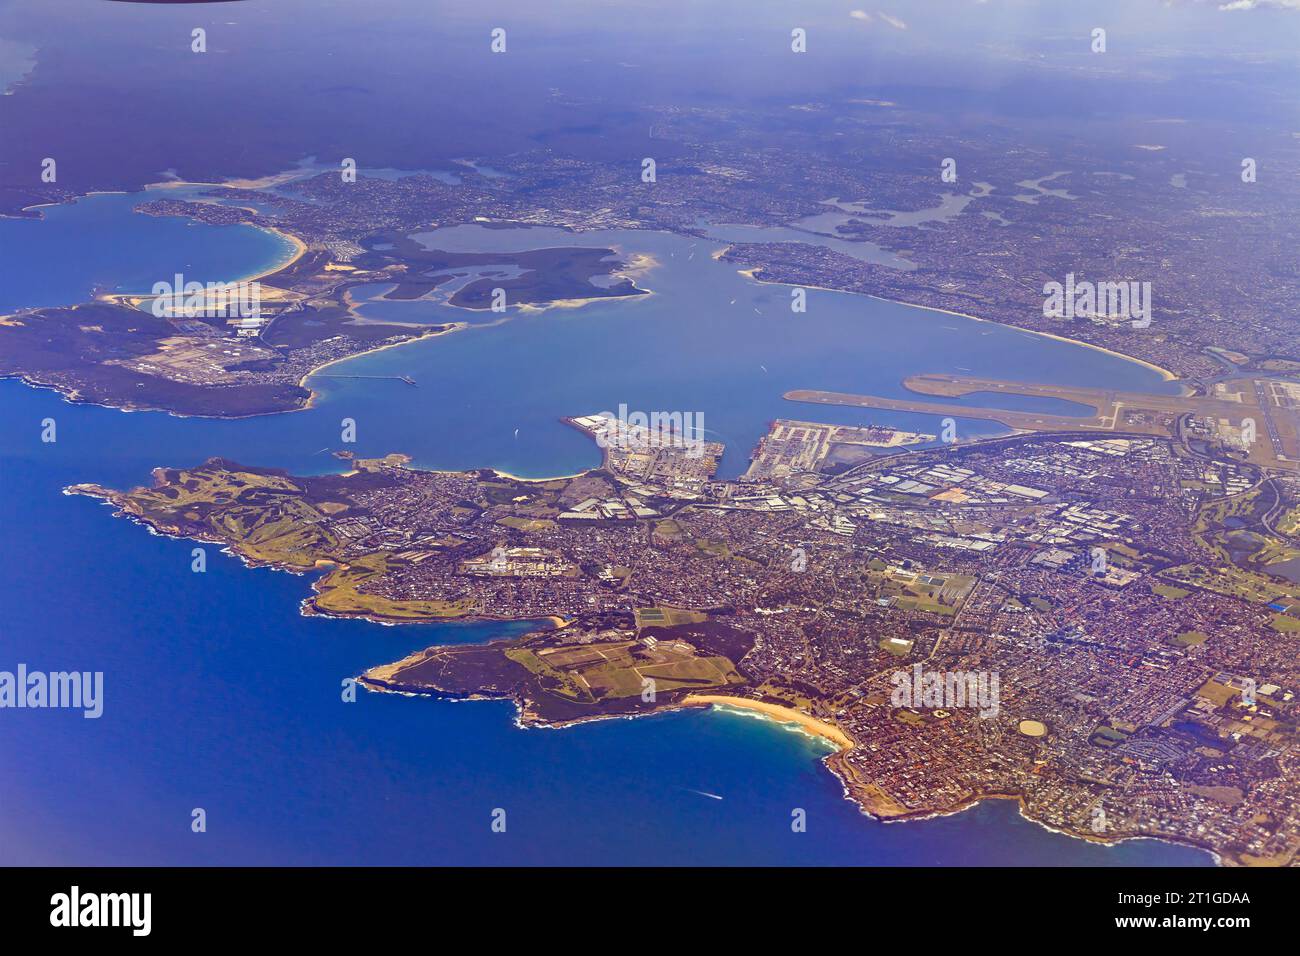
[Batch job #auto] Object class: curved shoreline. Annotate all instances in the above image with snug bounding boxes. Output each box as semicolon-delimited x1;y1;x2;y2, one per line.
293;323;465;408
361;664;1227;865
733;265;1179;384
242;225;307;284
27;203;1237;865
0;182;1207;391
679;694;854;750
5;198;1179;429
67;472;1235;865
826;760;1221;865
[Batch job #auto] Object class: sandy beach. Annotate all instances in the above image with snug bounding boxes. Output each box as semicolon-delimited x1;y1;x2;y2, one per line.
682;694;854;750
243;226;307;284
733;264;1179;383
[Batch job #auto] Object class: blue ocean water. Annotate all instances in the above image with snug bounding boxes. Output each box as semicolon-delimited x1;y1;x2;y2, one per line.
0;195;1210;865
0;190;296;312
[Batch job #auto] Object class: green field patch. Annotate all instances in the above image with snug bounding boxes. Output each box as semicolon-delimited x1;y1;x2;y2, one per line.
314;553;477;620
635;606;707;629
1089;724;1131;748
1160;563;1300;606
874;569;974;616
694;538;733;559
497;515;557;532
512;636;740;703
652;519;685;541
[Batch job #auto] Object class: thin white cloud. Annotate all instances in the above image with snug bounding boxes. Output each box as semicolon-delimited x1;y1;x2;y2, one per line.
878;12;908;29
849;10;873;21
1216;0;1300;9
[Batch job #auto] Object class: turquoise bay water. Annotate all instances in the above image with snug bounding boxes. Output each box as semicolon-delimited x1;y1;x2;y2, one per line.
0;195;1208;865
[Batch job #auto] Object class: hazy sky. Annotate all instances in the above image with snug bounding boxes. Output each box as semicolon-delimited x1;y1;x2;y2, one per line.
0;0;1296;194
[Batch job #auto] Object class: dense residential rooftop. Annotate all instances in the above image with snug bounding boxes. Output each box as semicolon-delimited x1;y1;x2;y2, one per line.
69;408;1300;866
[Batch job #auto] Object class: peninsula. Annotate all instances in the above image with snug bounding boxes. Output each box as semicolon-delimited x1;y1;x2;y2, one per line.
69;406;1300;866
